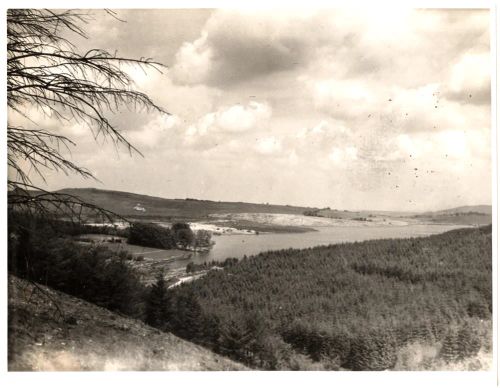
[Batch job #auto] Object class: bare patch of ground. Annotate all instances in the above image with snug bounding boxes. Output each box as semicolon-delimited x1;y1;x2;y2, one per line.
394;339;492;371
214;212;411;227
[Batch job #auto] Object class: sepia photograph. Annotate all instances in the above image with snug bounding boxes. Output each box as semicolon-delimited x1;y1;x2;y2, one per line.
4;3;496;382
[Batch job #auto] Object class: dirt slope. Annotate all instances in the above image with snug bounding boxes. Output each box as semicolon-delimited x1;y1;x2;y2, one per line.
8;275;248;371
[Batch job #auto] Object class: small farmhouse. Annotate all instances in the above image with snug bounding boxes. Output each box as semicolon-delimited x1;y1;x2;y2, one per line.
133;203;146;212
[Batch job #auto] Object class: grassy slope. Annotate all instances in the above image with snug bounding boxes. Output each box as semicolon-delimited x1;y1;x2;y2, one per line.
57;188;311;219
8;275;247;371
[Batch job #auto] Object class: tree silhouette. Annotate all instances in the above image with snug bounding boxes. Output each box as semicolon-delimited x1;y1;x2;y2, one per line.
7;9;167;221
145;272;172;330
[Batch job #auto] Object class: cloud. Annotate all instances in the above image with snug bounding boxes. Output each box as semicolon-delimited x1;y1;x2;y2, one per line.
307;78;489;137
171;9;352;86
72;9;213;67
309;78;376;121
444;52;491;105
184;101;272;148
293;120;351;156
16;9;491;211
216;102;272;132
171;31;213;85
255;136;282;155
127;114;181;149
172;9;489;89
328;146;358;164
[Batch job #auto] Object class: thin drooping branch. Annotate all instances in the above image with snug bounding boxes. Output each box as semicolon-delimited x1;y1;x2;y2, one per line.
7;9;168;223
8;125;93;184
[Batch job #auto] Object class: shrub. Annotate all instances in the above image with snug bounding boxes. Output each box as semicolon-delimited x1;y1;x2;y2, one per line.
128;222;175;249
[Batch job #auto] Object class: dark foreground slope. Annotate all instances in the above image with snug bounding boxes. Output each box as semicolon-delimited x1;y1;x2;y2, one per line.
8;275;247;371
166;226;492;370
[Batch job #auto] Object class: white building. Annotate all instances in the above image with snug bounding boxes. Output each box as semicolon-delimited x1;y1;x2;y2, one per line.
133;203;146;212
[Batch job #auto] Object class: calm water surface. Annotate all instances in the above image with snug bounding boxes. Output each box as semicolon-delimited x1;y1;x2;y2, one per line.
192;223;468;264
85;224;470;273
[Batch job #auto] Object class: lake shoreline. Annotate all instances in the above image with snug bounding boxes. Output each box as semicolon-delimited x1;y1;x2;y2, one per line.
76;222;479;287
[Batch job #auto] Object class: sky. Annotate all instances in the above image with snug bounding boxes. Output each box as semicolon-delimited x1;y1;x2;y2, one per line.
10;8;492;211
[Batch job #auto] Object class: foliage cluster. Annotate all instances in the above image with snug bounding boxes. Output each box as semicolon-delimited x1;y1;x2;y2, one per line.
9;214;147;318
128;222;210;250
128;222;176;249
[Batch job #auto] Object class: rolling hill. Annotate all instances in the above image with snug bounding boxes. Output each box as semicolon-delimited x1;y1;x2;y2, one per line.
411;205;492;225
423;205;492;215
56;187;311;220
17;187;491;226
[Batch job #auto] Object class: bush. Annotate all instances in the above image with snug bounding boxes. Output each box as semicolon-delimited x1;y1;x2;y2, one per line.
172;222;194;249
128;222;175;249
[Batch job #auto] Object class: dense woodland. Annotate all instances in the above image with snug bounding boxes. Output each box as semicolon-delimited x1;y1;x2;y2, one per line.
8;212;492;370
164;225;492;369
8;213;147;318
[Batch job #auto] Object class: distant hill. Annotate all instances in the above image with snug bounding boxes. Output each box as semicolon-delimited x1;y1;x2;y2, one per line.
425;205;492;216
20;187;491;225
55;187;312;220
411;205;492;225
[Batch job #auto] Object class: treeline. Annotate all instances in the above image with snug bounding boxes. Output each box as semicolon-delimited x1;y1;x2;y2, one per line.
8;213;147;318
18;216;130;238
162;225;491;370
124;222;213;250
23;215;215;251
45;217;214;251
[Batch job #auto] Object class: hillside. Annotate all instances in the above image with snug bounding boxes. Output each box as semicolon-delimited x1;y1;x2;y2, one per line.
305;205;492;225
427;205;492;215
8;275;247;371
411;205;492;225
56;187;311;219
166;226;492;370
15;187;491;226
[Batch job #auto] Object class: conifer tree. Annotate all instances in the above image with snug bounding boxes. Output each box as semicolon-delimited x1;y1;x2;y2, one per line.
145;272;172;330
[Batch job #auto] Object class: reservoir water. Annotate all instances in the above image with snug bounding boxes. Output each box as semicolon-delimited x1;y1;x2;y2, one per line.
192;223;467;263
84;223;470;275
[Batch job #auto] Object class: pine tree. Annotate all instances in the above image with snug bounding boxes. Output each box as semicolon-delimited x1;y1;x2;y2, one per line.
145;272;172;331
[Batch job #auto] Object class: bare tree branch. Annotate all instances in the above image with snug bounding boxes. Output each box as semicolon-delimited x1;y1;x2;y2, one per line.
7;9;168;223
